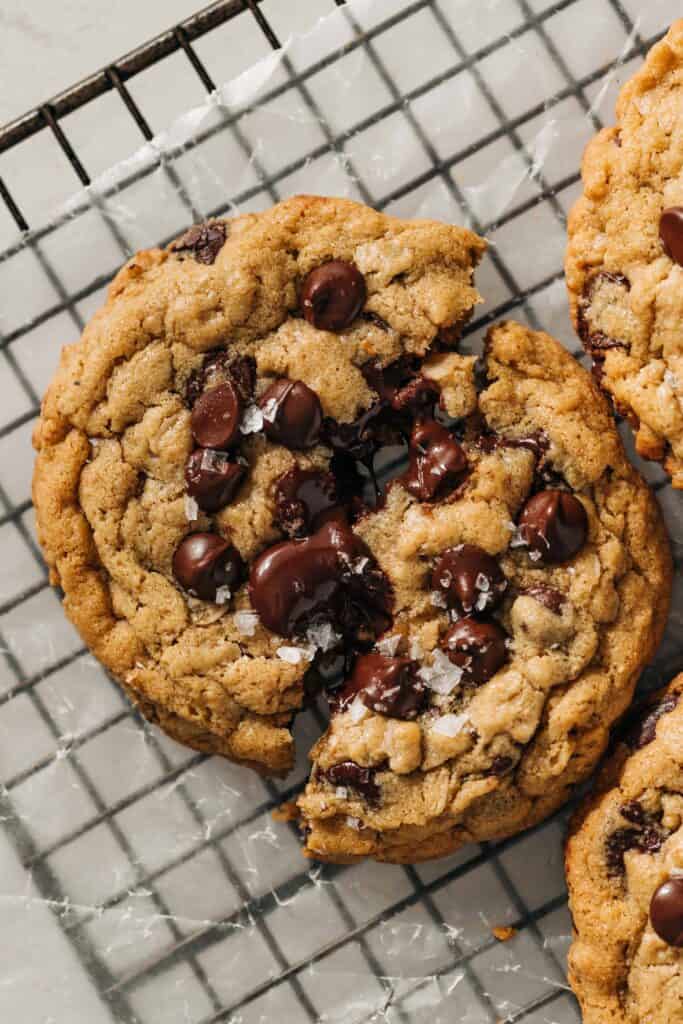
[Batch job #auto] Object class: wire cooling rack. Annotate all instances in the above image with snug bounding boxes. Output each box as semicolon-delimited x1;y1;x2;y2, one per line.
1;2;683;1022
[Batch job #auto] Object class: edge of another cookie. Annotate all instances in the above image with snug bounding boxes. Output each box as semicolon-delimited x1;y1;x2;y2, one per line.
565;18;683;485
565;674;683;1024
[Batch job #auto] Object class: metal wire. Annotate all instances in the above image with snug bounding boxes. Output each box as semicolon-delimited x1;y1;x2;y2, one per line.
0;2;674;1021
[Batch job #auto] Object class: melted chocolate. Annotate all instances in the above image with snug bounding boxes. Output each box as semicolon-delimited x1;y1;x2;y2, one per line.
248;519;392;640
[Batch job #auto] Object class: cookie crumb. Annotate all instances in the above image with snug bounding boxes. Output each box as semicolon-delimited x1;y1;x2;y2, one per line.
272;800;299;823
492;925;516;942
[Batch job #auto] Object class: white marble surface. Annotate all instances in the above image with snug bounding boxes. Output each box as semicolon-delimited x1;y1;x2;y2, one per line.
0;1;206;124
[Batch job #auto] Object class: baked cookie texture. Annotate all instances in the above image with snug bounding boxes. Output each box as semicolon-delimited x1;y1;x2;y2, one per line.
566;19;683;486
297;320;671;864
566;676;683;1024
32;195;485;776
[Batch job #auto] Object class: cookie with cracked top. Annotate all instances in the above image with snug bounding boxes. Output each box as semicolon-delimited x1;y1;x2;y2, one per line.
566;20;683;486
566;675;683;1024
32;194;485;777
297;320;671;865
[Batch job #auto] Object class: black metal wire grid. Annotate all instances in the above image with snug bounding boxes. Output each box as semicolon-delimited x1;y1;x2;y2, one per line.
0;2;680;1022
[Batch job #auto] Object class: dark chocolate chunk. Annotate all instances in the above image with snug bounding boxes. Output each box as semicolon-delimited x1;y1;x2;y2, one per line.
391;377;440;415
172;532;244;602
259;379;323;450
577;272;630;355
337;653;427;720
326;760;380;803
300;261;366;331
490;755;513;776
442;617;508;684
660;207;683;266
403;419;468;502
248;519;392;639
620;801;648;826
475;431;548;460
431;544;507;616
650;877;683;946
521;585;566;615
191;381;243;450
605;825;667;876
518;490;588;564
171;222;227;265
274;467;339;538
185;449;245;512
186;353;256;408
621;693;680;751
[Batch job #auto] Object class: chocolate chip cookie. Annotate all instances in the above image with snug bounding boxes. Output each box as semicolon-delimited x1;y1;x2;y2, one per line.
566;676;683;1024
32;195;485;775
297;319;671;864
566;20;683;486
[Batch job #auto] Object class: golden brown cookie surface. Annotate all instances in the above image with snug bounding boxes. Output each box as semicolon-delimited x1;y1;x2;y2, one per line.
566;20;683;486
32;194;485;776
298;321;671;863
566;676;683;1024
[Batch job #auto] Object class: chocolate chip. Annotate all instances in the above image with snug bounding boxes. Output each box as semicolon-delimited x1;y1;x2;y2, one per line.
620;801;648;826
475;431;548;460
249;519;392;639
431;544;507;616
442;617;508;684
490;755;513;776
403;420;468;502
322;404;397;466
171;222;227;265
621;693;679;751
300;261;366;331
259;379;323;450
337;653;427;720
522;585;566;615
362;355;419;403
274;467;339;538
605;825;667;876
391;377;440;415
173;532;245;602
191;381;243;450
651;878;683;946
185;449;245;512
577;272;630;354
660;207;683;266
325;760;380;803
186;353;255;408
518;490;588;564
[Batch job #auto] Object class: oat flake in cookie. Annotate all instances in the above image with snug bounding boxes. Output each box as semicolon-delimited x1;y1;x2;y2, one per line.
32;195;485;776
566;676;683;1024
298;321;671;864
566;19;683;486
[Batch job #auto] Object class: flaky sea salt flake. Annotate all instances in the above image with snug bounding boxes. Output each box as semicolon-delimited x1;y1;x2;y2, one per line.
306;622;341;652
240;404;264;434
234;610;259;636
348;697;368;723
276;645;313;664
418;649;463;695
184;495;200;521
431;713;470;737
376;634;402;656
215;585;232;605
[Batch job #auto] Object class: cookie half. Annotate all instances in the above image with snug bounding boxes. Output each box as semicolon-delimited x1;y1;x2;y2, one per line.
297;320;671;863
566;676;683;1024
566;20;683;485
32;195;485;775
